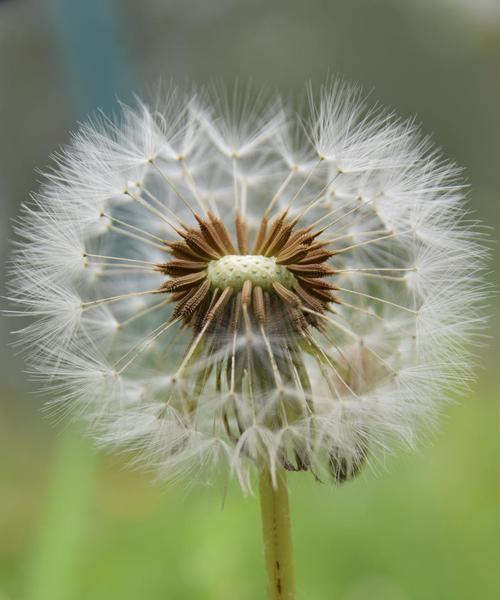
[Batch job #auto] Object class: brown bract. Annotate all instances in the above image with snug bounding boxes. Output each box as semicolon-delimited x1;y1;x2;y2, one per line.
155;210;340;340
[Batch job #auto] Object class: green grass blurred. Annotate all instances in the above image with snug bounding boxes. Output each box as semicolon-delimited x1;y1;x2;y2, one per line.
1;382;499;600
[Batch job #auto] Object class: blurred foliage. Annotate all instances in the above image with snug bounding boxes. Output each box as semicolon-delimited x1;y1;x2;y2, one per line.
0;0;499;598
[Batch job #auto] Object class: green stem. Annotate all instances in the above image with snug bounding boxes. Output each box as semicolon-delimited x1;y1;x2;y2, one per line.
258;468;296;600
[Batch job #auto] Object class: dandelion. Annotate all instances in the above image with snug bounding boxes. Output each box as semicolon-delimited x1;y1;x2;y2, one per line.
7;81;488;599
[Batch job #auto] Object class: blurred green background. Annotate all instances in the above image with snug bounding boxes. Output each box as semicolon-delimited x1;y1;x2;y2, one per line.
1;1;499;598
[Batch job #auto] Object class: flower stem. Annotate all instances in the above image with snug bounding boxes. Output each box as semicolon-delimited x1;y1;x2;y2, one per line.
258;467;296;600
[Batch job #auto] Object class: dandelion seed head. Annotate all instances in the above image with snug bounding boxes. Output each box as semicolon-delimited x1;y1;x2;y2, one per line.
7;81;489;491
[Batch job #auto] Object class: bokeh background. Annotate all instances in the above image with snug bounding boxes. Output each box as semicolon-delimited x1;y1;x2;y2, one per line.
1;1;499;598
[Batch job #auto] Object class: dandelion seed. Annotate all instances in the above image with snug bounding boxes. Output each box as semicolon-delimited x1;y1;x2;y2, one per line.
6;80;489;600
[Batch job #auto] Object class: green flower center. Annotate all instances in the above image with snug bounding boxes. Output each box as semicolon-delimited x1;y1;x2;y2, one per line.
207;255;296;291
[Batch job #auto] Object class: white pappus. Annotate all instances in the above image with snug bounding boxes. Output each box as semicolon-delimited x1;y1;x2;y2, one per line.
7;81;489;491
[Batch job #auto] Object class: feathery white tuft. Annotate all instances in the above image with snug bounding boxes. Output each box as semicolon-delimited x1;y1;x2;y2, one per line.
7;81;489;491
